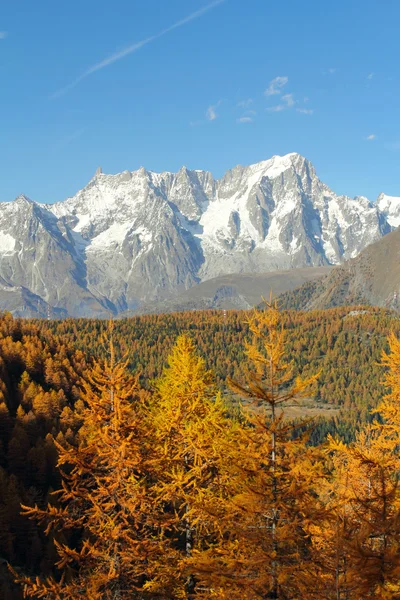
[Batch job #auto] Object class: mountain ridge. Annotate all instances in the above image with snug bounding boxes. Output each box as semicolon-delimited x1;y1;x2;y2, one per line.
278;227;400;311
0;152;398;317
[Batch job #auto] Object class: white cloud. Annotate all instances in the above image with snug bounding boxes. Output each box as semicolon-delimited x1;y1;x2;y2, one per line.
51;0;226;99
266;104;286;112
237;98;253;109
367;72;374;80
266;93;295;112
364;134;376;141
206;106;217;121
0;31;7;40
206;100;222;121
282;93;294;107
237;116;253;124
264;76;288;96
297;108;314;115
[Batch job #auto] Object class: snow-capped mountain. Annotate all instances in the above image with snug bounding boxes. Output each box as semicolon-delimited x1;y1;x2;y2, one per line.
0;153;396;317
376;192;400;228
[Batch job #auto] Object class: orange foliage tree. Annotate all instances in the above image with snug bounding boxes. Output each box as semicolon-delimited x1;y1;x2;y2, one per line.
309;331;400;599
222;301;323;599
13;332;161;599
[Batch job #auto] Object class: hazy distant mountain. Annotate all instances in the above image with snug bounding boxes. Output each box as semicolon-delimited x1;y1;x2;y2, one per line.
123;267;333;315
278;227;400;311
0;153;396;317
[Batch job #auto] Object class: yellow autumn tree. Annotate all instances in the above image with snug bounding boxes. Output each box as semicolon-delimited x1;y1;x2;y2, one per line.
377;331;400;466
220;300;323;599
318;427;400;599
309;332;400;599
13;330;161;599
147;335;240;599
306;438;354;600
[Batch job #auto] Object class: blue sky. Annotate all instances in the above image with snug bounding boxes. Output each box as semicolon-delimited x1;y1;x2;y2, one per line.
0;0;399;203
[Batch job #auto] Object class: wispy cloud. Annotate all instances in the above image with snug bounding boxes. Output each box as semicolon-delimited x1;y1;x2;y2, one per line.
266;93;295;112
0;31;7;40
297;108;314;115
264;76;288;96
51;0;226;99
266;105;286;113
364;134;376;141
237;98;253;109
236;116;253;124
322;67;336;75
206;100;222;121
282;93;294;107
367;72;374;80
265;77;297;112
53;128;86;151
206;106;218;121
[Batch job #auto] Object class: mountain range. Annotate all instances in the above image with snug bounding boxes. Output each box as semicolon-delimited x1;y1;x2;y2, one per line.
0;152;399;317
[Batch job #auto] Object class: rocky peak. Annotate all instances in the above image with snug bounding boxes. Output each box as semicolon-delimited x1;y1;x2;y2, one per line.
0;152;398;317
14;194;35;206
376;192;400;228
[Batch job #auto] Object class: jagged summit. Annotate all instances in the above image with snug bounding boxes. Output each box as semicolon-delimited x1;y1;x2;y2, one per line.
0;152;398;317
14;194;35;205
376;192;400;228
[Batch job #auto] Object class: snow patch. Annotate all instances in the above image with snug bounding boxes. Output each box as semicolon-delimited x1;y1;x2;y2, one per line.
87;222;153;252
254;153;299;180
88;222;133;250
0;232;16;254
377;193;400;228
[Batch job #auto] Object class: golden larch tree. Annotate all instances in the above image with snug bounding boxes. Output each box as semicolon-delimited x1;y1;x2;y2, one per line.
148;335;240;599
310;331;400;599
224;301;323;599
323;427;400;599
13;330;161;599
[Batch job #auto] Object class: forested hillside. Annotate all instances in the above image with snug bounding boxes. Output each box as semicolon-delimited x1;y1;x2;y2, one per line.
0;306;399;597
39;305;398;434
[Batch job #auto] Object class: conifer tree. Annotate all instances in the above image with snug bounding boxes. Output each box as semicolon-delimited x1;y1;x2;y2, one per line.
223;301;322;599
351;331;400;597
311;332;400;599
377;332;400;462
321;428;400;599
148;335;238;599
13;329;160;599
306;439;353;600
336;332;400;598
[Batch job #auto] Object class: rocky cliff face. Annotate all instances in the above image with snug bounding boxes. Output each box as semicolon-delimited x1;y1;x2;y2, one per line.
0;153;396;317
